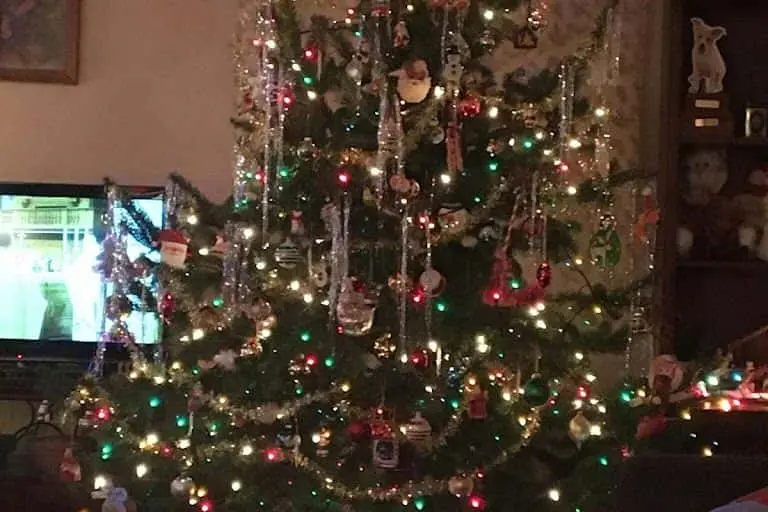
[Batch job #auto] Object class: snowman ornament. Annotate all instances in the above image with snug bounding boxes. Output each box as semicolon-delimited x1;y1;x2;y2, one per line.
390;60;432;104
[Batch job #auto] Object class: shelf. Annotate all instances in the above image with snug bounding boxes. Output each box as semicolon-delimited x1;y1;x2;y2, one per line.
680;135;768;147
678;260;768;271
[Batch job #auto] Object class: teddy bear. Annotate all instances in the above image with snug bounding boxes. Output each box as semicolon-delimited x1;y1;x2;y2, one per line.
732;169;768;260
688;17;727;95
678;149;728;256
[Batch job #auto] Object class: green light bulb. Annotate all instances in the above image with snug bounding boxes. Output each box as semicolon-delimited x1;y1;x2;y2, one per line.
302;76;313;86
509;278;522;289
211;297;224;308
599;456;609;466
436;301;447;313
148;396;161;408
523;139;534;150
300;331;311;342
450;399;460;410
620;390;632;403
100;443;113;460
278;167;290;179
176;415;188;428
414;496;426;510
488;160;499;172
324;356;335;368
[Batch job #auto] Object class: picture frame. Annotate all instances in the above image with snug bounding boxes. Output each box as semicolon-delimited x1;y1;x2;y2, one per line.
745;107;768;138
0;0;81;84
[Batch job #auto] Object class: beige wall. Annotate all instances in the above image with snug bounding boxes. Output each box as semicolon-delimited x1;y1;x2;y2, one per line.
0;0;238;201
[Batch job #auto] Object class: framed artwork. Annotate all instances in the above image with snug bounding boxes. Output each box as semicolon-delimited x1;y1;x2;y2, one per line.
0;0;81;84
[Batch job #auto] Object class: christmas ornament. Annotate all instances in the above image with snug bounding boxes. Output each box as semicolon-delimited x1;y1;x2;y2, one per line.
387;272;410;293
159;292;175;320
418;268;445;297
296;137;318;160
373;333;397;358
190;306;219;331
198;349;238;371
187;382;207;413
246;298;274;324
438;205;470;235
523;374;550;407
346;420;371;442
569;411;592;444
446;119;464;172
448;474;475;496
443;52;464;87
479;29;496;51
410;348;430;369
290;210;305;236
394;20;410;48
101;487;134;512
170;476;195;498
389;173;413;194
346;53;365;81
428;117;445;144
649;355;685;398
311;262;330;288
482;247;515;306
459;95;482;118
277;422;302;451
521;103;541;128
275;237;303;269
314;426;332;457
105;294;132;321
589;214;621;268
404;412;432;450
157;229;188;269
390;59;432;103
467;389;488;419
60;447;81;482
536;261;552;288
337;278;377;336
373;437;399;469
240;336;263;357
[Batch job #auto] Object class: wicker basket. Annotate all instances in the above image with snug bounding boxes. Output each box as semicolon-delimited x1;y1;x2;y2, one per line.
5;421;69;480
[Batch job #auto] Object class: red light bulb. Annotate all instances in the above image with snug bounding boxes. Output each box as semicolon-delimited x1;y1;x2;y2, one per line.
303;46;318;61
577;386;589;399
338;171;350;186
305;354;318;367
200;499;214;512
469;494;486;510
95;408;110;421
265;447;281;462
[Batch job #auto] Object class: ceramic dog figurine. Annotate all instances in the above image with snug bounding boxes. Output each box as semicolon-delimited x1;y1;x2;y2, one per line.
688;17;727;95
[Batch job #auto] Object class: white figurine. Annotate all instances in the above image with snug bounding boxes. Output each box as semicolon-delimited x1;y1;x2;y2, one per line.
688;17;727;95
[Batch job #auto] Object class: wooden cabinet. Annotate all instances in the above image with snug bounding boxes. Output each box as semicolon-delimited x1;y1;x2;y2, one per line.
657;0;768;361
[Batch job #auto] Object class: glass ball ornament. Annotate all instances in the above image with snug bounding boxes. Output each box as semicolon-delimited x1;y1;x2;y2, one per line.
274;238;303;269
568;411;592;444
448;474;475;496
170;475;195;498
404;412;432;450
337;284;377;337
523;374;550;407
418;269;445;297
459;95;482;118
346;420;371;442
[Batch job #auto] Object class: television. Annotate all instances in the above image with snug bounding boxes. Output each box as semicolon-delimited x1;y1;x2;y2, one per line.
0;183;164;362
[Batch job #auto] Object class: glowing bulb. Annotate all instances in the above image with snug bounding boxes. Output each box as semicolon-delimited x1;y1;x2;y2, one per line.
307;90;318;101
548;488;561;502
502;390;513;401
427;340;439;352
255;260;267;270
135;463;149;478
585;373;597;382
260;328;272;339
440;173;452;185
400;353;409;363
303;293;314;304
433;86;445;99
231;480;242;492
240;444;254;456
289;280;301;291
488;106;499;118
340;381;351;393
312;432;322;444
535;319;547;329
706;375;719;387
145;432;159;445
567;185;578;196
483;9;494;21
475;334;487;344
187;214;199;225
192;328;205;340
177;438;191;449
595;107;607;118
535;131;545;140
243;227;255;239
266;39;277;50
592;305;603;314
681;409;692;420
369;166;383;177
574;257;584;265
568;138;582;149
574;351;584;361
94;474;109;490
508;137;516;147
590;424;602;436
702;446;713;457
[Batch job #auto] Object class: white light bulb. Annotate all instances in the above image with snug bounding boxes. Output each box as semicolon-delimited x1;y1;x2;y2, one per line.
439;173;452;185
231;480;242;492
243;227;255;239
307;90;318;101
483;9;495;21
535;319;547;330
312;432;322;444
94;474;109;490
145;432;159;445
192;328;205;340
488;106;499;119
135;463;149;478
548;489;561;502
177;438;191;449
566;185;578;196
595;107;607;118
427;340;439;352
256;260;267;270
508;137;516;147
574;351;584;361
303;293;314;304
240;444;254;456
369;166;383;177
266;39;277;50
198;247;210;256
568;138;582;149
433;86;446;99
187;214;199;225
289;280;301;291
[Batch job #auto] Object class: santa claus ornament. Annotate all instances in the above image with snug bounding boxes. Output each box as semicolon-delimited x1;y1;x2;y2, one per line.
157;229;188;269
390;59;432;104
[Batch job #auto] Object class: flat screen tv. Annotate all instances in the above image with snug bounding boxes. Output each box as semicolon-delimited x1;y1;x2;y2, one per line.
0;183;164;362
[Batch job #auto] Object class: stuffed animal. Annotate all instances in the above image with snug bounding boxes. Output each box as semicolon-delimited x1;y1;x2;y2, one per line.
443;52;463;87
688;17;727;95
684;149;728;205
733;170;768;257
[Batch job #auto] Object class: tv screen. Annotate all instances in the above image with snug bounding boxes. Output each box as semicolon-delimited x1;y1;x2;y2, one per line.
0;185;163;346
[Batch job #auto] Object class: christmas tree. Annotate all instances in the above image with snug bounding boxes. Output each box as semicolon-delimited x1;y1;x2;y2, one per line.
70;1;654;510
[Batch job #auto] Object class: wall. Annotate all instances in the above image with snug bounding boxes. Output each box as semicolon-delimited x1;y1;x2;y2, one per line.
0;0;238;201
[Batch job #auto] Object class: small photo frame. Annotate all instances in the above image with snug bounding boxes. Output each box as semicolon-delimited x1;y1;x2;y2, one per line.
746;107;768;137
